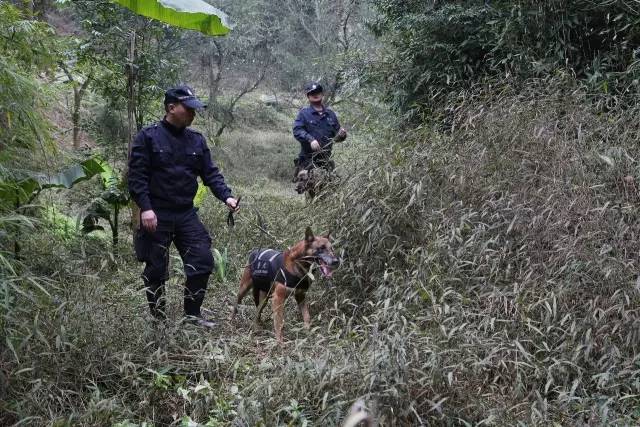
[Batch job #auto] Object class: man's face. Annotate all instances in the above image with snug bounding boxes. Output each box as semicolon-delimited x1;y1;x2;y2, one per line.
167;102;196;127
307;91;324;104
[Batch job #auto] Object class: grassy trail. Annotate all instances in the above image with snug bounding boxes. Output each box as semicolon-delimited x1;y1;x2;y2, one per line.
4;113;378;426
98;128;359;425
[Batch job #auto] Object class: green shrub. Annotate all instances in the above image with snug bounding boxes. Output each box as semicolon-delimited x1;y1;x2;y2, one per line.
371;0;640;114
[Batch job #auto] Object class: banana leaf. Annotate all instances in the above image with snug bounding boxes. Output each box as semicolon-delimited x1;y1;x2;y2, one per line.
112;0;232;36
193;181;208;208
0;157;110;206
92;157;119;189
212;247;227;281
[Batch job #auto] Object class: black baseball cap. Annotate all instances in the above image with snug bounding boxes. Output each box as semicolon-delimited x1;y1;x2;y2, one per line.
304;81;323;95
164;85;207;110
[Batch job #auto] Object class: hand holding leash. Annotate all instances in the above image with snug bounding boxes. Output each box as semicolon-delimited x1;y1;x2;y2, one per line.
226;196;241;228
225;196;240;212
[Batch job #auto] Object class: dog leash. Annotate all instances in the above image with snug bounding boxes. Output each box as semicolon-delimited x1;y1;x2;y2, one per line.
226;195;241;228
227;196;286;246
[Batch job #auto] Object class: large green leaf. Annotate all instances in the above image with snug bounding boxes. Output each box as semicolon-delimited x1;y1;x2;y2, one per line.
212;247;227;281
113;0;232;36
37;158;110;191
193;181;208;208
0;158;111;206
88;157;119;189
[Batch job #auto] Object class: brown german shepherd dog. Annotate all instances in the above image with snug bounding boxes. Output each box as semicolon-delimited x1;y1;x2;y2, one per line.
230;227;339;343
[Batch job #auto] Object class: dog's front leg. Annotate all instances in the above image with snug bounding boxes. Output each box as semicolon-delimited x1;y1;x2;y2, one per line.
272;283;287;343
230;267;254;320
294;290;311;329
255;290;268;324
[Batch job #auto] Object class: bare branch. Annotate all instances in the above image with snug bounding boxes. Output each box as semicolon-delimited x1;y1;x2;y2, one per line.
339;0;358;53
208;39;223;109
58;60;74;84
287;0;323;50
214;66;268;138
78;72;94;99
231;69;267;110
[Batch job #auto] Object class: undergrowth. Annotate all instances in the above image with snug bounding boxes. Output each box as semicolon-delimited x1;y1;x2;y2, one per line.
323;77;640;424
5;77;640;426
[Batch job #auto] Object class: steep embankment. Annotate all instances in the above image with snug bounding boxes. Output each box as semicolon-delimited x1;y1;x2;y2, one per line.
320;79;640;425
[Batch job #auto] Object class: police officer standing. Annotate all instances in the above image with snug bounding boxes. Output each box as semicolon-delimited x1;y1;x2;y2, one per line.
128;85;238;328
292;82;347;184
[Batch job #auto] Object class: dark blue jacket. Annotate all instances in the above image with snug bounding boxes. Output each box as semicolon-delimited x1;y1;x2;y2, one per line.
128;119;232;212
292;106;341;160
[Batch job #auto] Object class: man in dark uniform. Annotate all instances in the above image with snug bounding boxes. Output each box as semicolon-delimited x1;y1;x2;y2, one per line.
292;82;347;193
128;85;239;328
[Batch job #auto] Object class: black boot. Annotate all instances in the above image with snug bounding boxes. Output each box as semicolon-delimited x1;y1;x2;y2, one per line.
184;274;208;316
183;274;217;329
144;280;166;321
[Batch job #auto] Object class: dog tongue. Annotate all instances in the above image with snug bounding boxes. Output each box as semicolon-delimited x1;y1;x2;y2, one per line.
320;263;333;278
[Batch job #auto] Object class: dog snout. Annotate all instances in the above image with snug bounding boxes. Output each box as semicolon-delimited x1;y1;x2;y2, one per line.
322;254;340;268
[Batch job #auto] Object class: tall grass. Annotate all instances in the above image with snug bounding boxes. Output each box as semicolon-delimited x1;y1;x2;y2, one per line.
216;130;299;186
321;77;640;424
6;77;640;425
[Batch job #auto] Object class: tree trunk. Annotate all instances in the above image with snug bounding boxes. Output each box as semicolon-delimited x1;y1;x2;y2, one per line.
19;0;33;17
126;31;141;232
126;31;137;156
113;203;119;252
33;0;50;19
59;61;92;150
72;89;81;149
207;40;222;121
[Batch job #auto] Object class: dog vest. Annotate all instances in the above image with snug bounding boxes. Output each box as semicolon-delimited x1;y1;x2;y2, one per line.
249;249;310;292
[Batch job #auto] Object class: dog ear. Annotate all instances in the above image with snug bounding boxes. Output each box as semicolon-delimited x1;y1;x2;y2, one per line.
305;226;314;243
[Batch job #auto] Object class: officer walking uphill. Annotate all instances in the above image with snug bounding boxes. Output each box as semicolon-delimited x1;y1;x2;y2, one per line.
128;85;238;328
292;82;347;178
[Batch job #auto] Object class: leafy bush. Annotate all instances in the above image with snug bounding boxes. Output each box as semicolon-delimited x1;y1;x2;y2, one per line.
371;0;640;113
0;2;58;176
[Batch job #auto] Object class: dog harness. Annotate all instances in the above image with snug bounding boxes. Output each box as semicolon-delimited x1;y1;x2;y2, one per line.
249;249;310;292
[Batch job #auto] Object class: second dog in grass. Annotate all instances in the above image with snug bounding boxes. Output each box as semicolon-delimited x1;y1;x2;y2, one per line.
230;227;339;343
